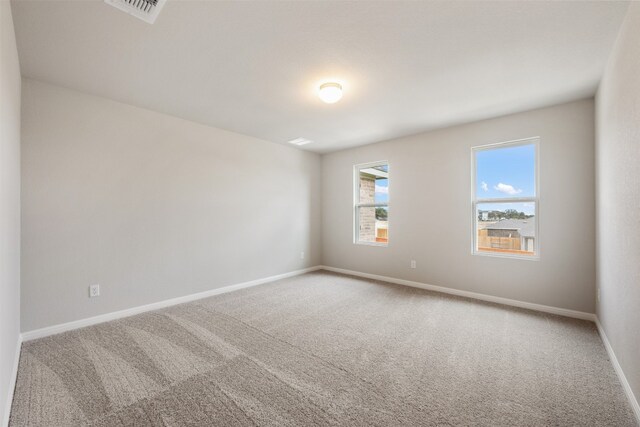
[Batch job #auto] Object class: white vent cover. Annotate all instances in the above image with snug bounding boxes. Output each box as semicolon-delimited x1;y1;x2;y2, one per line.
104;0;167;24
287;138;314;146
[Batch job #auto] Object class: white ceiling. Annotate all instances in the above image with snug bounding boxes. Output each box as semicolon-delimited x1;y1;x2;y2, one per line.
11;0;629;153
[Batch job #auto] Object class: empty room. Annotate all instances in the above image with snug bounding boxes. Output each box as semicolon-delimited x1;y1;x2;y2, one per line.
1;0;639;425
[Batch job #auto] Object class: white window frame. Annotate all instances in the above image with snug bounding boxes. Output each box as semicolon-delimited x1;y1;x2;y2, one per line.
471;137;540;260
354;161;389;246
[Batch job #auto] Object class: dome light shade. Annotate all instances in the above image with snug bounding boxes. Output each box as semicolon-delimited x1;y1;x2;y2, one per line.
318;82;343;104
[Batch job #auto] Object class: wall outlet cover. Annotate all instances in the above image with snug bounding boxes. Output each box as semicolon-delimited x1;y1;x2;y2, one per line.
89;284;100;298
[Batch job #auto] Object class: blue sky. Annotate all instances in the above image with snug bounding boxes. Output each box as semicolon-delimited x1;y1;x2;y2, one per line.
476;143;535;215
373;164;389;203
375;178;388;203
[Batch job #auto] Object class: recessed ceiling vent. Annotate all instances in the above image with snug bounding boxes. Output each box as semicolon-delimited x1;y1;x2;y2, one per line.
104;0;167;24
288;138;314;146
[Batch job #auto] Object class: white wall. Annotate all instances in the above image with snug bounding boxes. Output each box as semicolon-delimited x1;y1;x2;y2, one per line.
0;0;21;424
21;79;322;332
323;99;596;313
596;2;640;412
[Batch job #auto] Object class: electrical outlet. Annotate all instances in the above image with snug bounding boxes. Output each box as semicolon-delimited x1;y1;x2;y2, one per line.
89;284;100;298
410;260;416;269
300;251;305;259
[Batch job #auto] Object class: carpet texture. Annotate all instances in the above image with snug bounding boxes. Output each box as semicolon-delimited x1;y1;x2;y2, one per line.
10;271;637;426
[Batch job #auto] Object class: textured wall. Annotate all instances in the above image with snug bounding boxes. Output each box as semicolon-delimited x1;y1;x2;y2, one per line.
0;1;21;424
21;79;322;332
323;99;596;313
595;3;640;415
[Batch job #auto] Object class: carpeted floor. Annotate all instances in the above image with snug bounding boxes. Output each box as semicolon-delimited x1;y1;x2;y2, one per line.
10;271;637;426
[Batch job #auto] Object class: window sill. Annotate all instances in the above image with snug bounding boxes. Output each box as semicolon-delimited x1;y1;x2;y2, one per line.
472;250;539;261
355;241;388;247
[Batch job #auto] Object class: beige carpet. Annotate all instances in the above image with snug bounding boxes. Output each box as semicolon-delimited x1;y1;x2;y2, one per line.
10;271;636;426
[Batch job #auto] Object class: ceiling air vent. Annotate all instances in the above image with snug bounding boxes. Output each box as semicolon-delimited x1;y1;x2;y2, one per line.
104;0;167;24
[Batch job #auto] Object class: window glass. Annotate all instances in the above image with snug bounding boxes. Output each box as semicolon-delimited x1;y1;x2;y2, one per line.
476;144;535;199
476;202;536;255
473;140;538;258
355;163;388;245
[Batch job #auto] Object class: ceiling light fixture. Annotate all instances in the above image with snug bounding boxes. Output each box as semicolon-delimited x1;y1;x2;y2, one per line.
287;137;313;146
318;82;343;104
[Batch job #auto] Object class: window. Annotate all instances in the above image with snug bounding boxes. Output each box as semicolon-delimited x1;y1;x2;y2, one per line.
472;138;538;258
354;162;388;245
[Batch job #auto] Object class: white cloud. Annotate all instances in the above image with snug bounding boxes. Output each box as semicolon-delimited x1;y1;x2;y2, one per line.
481;181;488;192
494;182;522;195
375;185;388;194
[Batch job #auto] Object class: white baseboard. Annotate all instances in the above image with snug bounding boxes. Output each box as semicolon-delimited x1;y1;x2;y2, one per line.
595;318;640;424
2;334;22;427
21;266;322;342
319;265;596;321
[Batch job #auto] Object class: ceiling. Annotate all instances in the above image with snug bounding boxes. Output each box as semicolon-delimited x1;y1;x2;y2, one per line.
11;1;629;153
